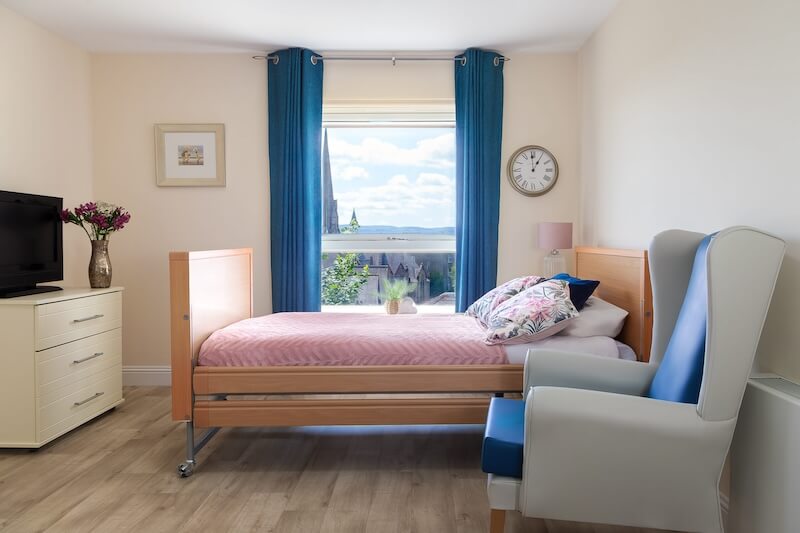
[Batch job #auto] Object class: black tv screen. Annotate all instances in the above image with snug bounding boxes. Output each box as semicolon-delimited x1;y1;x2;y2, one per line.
0;190;63;295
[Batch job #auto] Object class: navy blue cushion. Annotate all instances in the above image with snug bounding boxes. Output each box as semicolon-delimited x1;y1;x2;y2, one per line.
481;398;525;478
647;234;714;404
550;273;600;310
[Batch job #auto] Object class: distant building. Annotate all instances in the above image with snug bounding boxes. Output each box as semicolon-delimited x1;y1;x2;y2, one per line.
322;129;339;234
351;252;440;305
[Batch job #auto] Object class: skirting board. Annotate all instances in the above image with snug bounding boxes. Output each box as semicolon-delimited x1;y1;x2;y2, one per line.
123;365;171;386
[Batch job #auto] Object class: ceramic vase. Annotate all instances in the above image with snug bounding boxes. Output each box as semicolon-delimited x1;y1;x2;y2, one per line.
385;299;400;315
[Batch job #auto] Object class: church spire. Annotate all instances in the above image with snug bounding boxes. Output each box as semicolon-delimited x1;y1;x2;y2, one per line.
322;129;340;234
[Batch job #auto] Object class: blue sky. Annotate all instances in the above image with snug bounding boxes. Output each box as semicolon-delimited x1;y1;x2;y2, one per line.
326;127;455;229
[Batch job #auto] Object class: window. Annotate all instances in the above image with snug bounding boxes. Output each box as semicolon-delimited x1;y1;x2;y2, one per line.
321;103;456;313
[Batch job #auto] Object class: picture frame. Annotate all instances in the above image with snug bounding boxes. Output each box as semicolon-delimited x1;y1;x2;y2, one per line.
155;124;226;187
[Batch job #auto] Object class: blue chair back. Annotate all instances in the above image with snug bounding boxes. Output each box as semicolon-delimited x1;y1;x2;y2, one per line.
647;234;714;404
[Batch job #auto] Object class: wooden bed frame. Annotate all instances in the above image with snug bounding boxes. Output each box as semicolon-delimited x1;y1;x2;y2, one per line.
169;246;652;476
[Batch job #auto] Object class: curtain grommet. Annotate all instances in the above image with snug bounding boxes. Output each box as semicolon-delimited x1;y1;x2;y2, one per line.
272;56;279;65
459;56;467;67
311;55;320;65
493;56;500;67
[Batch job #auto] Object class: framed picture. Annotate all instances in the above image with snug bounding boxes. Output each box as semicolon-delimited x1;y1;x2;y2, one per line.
155;124;226;187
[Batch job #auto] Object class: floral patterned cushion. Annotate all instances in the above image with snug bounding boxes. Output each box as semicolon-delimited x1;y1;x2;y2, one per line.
465;276;547;326
484;280;579;345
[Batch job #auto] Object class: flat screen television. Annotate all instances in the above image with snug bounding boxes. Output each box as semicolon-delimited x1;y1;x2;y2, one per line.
0;190;63;298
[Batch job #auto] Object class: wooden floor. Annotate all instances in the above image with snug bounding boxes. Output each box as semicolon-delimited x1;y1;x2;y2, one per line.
0;387;677;533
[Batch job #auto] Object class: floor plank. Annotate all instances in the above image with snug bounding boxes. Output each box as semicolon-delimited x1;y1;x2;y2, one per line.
0;386;682;533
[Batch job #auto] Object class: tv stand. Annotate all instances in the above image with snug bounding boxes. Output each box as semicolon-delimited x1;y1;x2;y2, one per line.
0;287;123;447
0;285;62;299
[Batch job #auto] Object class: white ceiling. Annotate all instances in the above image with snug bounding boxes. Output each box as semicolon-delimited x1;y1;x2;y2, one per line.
0;0;617;54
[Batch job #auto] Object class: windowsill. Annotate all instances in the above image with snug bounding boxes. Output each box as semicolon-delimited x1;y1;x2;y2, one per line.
321;304;457;315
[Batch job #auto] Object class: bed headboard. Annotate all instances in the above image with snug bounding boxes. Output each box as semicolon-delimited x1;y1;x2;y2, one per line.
575;247;653;362
169;248;253;420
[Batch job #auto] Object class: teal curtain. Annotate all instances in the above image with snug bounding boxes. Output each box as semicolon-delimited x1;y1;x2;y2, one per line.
455;48;504;312
268;48;323;312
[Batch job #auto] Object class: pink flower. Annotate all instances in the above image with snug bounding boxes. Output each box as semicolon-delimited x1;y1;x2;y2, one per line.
75;202;97;216
112;211;130;230
62;201;130;239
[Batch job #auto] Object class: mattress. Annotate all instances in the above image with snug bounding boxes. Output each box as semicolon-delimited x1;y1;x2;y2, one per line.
198;312;636;367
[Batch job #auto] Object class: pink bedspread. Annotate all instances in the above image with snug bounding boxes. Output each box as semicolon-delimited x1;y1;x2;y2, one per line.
197;312;507;367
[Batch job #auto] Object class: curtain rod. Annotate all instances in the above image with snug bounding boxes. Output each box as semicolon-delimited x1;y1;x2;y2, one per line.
252;54;510;67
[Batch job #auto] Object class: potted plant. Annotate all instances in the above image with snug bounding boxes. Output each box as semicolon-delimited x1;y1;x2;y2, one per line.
60;202;131;288
379;279;417;315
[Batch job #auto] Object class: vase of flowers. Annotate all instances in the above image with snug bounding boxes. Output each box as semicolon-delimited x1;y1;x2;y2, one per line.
60;202;131;288
378;279;417;315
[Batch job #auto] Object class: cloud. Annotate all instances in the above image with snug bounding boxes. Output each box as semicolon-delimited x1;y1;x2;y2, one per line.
336;172;455;227
328;132;455;169
335;165;369;181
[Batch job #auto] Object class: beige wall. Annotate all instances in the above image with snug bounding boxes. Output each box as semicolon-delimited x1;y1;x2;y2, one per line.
0;6;93;286
579;0;800;380
323;57;453;102
499;54;579;281
91;54;269;367
91;53;578;367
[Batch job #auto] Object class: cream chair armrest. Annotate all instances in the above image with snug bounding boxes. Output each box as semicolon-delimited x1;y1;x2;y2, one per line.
526;386;710;438
519;386;733;531
523;349;657;396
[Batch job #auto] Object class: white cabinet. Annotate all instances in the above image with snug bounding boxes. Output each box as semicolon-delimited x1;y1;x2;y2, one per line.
0;287;124;447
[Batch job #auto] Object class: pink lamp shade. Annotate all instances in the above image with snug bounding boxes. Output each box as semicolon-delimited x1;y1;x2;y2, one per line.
538;222;573;250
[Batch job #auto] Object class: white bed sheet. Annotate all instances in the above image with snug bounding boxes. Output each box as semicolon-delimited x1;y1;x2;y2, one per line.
504;335;637;365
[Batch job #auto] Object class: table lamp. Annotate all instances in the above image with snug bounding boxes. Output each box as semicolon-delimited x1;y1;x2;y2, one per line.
538;222;573;277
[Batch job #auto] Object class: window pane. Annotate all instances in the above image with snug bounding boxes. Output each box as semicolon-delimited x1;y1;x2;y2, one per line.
321;124;457;313
322;127;455;236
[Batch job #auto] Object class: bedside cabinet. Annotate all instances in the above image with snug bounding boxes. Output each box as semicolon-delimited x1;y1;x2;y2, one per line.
0;287;124;448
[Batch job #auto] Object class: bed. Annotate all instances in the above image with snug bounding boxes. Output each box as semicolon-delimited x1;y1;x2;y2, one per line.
169;246;653;476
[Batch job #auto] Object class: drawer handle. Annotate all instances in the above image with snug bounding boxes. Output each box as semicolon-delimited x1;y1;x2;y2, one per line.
73;352;104;364
74;392;104;406
72;314;105;324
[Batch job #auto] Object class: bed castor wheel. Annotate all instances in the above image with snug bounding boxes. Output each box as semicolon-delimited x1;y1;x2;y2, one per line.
177;462;194;478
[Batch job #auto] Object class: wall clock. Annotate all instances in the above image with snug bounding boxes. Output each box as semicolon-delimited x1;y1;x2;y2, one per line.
507;145;559;197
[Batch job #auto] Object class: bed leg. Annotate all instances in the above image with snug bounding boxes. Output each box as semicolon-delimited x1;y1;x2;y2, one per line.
177;421;196;478
494;392;504;398
489;509;506;533
177;420;220;478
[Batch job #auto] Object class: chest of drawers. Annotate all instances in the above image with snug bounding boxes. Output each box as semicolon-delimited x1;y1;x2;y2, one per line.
0;287;124;447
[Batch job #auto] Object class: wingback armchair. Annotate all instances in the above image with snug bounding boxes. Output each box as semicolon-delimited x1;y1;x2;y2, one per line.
482;227;786;533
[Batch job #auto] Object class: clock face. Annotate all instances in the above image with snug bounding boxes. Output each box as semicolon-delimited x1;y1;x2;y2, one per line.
507;145;559;196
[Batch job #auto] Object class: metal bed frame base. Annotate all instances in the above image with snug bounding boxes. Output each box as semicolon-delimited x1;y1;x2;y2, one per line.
177;421;220;478
176;392;507;477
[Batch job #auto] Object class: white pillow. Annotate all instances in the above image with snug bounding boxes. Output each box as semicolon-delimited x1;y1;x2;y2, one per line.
558;296;628;338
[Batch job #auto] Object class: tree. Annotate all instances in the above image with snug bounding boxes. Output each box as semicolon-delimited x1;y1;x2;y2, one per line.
321;253;370;305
